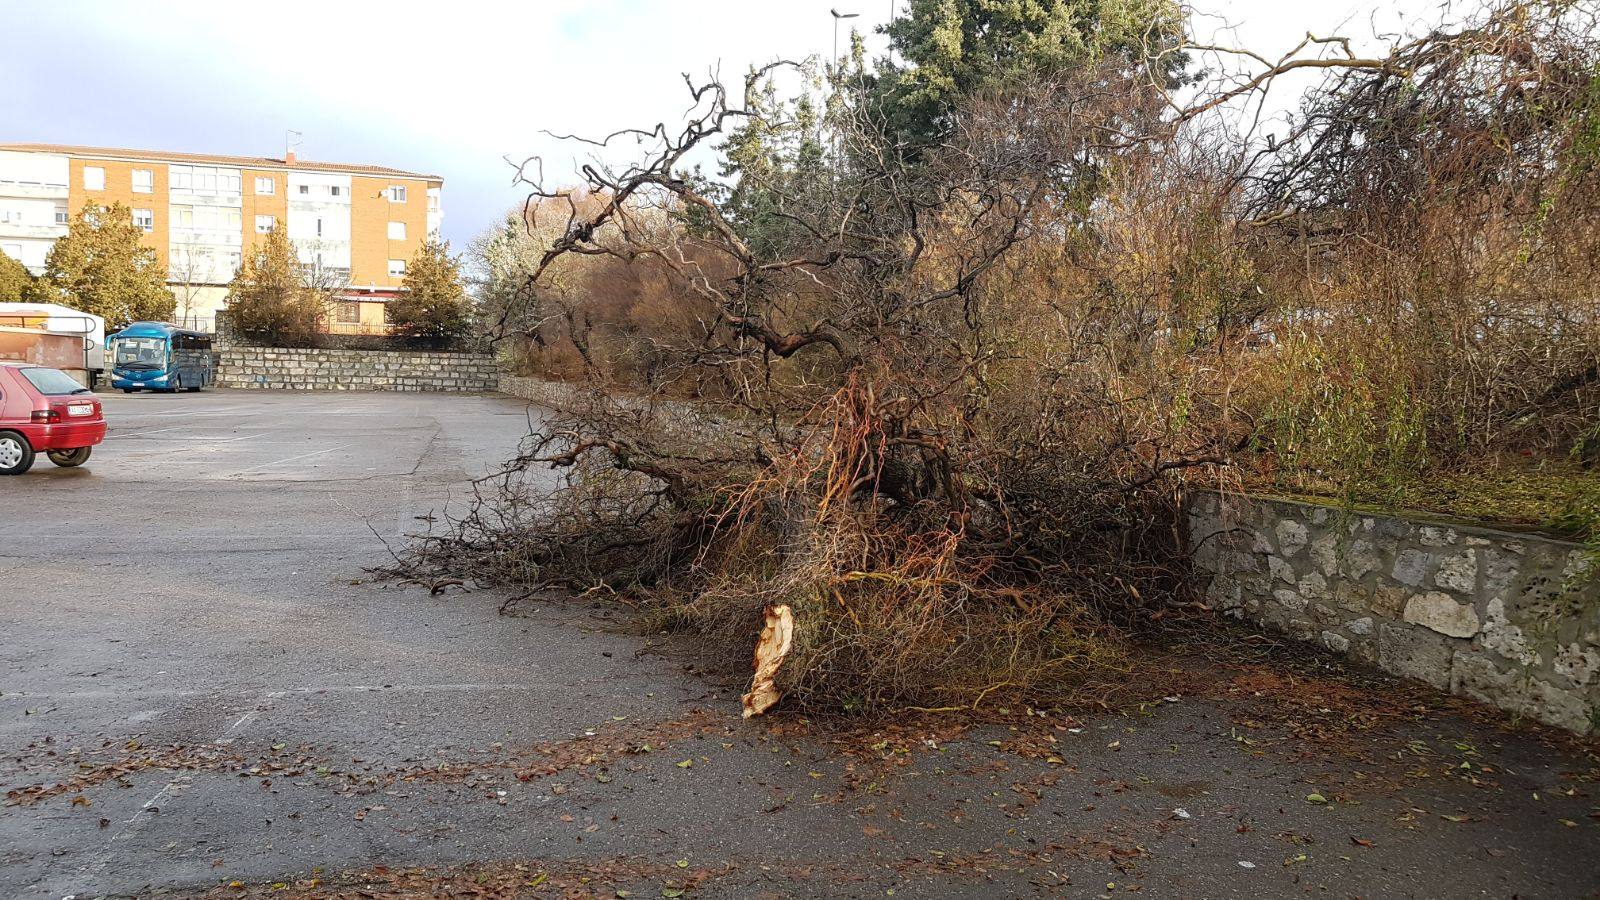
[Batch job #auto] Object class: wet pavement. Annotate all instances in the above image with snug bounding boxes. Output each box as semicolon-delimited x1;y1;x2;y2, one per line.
1;390;1596;898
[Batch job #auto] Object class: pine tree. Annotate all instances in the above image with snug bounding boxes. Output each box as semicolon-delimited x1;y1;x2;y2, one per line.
875;0;1186;148
0;252;33;302
224;223;325;343
34;203;174;327
717;70;833;260
390;238;470;340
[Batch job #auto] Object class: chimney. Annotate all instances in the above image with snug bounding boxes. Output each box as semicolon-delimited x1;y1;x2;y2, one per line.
285;148;296;165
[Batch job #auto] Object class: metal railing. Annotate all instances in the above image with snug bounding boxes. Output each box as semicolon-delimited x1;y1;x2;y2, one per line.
324;321;394;335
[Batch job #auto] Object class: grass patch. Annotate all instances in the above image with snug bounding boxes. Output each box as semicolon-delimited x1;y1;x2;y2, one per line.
1259;462;1600;540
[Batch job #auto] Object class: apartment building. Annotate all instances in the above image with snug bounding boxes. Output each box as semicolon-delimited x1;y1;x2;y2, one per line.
0;143;443;333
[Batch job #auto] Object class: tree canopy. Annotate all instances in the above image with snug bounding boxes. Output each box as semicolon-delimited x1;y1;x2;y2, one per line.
34;203;174;328
224;224;326;343
873;0;1186;148
390;238;470;340
0;253;34;302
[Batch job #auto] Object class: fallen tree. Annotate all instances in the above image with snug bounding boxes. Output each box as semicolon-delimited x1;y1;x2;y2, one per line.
402;0;1600;713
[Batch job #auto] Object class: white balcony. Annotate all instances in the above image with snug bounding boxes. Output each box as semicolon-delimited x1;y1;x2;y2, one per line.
0;222;67;240
0;180;69;200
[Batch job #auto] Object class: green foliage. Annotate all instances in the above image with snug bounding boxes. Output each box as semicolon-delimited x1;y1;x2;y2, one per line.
34;203;174;328
224;224;325;344
1256;334;1431;499
716;74;829;260
391;238;471;340
0;252;34;301
874;0;1186;147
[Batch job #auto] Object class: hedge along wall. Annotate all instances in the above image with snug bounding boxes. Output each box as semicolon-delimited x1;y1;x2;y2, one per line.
1188;491;1599;734
217;347;499;392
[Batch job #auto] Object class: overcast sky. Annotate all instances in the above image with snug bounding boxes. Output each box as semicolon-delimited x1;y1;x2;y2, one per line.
4;0;1445;248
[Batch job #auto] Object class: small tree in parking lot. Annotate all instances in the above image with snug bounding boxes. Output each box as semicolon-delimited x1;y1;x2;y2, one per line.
388;238;470;341
223;223;327;345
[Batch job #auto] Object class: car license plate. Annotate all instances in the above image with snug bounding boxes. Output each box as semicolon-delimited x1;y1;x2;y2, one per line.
132;382;144;387
67;405;93;417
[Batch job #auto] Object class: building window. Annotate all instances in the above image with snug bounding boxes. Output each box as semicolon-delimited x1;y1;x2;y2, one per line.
54;207;68;225
0;209;20;224
329;185;342;197
387;259;406;277
83;166;105;190
427;187;440;211
297;184;310;195
386;185;407;203
255;176;275;195
132;169;153;193
387;221;406;240
335;301;360;324
132;208;154;231
255;215;275;234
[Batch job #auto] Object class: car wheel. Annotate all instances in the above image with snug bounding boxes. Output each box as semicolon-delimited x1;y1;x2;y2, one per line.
0;431;35;475
47;447;92;468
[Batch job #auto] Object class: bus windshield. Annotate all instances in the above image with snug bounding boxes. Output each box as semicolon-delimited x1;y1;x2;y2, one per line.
113;336;167;370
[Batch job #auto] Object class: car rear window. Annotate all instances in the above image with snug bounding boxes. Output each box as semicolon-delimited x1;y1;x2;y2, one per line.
19;367;89;396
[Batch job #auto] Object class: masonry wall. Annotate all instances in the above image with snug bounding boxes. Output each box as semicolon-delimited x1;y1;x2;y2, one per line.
1189;491;1600;733
497;374;587;408
218;346;498;392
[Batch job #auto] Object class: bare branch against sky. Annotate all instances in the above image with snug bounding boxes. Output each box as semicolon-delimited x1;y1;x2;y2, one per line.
3;0;1439;246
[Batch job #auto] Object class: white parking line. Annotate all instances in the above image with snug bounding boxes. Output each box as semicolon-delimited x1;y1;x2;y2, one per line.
226;442;352;475
72;690;287;888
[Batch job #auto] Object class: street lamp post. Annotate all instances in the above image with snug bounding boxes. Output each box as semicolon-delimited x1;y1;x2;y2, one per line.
830;8;859;62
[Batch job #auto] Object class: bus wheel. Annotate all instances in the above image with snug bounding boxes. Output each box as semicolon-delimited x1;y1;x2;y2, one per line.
0;431;35;475
170;374;182;393
47;447;92;468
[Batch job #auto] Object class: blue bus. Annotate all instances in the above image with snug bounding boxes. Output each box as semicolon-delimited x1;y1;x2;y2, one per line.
106;322;215;393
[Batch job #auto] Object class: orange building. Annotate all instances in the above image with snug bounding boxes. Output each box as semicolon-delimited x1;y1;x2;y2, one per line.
0;143;443;333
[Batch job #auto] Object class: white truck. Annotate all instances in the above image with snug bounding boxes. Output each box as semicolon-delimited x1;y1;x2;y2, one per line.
0;302;107;386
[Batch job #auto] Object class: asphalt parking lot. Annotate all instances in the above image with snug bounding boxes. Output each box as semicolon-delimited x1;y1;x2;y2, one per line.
1;389;1597;898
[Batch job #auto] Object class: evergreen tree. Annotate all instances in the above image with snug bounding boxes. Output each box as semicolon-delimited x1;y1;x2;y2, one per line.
224;223;325;343
875;0;1186;148
35;203;174;327
717;70;832;260
390;238;470;340
0;252;33;302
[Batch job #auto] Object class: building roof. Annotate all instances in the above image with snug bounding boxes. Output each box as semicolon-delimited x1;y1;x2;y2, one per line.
0;142;442;183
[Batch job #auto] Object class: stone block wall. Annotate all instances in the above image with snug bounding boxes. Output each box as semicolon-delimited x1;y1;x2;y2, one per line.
1189;491;1599;733
497;374;587;408
217;347;499;392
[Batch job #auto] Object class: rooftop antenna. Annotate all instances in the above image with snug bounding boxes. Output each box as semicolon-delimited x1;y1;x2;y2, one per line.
285;129;303;164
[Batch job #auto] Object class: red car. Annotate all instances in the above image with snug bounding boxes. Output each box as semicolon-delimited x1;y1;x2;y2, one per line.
0;363;106;475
